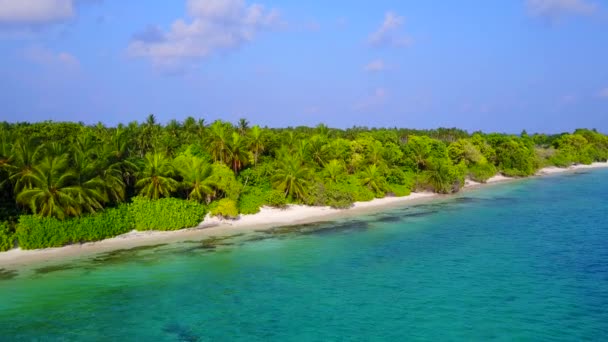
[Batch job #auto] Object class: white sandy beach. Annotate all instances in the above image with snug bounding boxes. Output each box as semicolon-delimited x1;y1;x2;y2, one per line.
535;161;608;175
1;161;607;269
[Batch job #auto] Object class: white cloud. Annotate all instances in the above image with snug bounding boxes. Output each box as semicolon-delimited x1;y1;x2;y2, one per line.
0;0;74;25
305;20;320;32
0;0;101;31
128;0;281;69
24;46;80;68
526;0;598;18
354;87;387;110
364;59;386;72
368;12;412;48
57;52;80;67
598;88;608;98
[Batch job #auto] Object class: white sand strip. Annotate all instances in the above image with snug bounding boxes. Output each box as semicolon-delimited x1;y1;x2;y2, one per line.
1;161;607;269
536;161;608;175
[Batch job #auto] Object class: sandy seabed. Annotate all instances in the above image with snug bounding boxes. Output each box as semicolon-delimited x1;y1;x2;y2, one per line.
1;162;607;269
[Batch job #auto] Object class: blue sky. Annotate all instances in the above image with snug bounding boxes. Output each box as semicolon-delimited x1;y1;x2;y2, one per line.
0;0;607;133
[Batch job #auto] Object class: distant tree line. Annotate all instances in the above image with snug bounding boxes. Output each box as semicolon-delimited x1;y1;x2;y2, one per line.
0;116;606;250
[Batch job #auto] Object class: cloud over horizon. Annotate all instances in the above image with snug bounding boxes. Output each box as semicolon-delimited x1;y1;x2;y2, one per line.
526;0;598;19
354;87;387;111
364;59;386;72
128;0;281;70
0;0;74;26
24;46;80;69
367;12;412;48
0;0;101;28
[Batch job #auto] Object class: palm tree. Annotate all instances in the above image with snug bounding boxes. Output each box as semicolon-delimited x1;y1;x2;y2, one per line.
71;142;107;214
424;159;458;194
248;125;265;166
98;163;126;204
8;140;45;193
407;136;432;170
196;118;206;140
283;131;298;153
135;152;179;199
16;155;82;219
324;159;345;184
182;116;199;143
146;113;157;126
163;119;182;154
367;140;384;166
226;132;249;173
137;114;160;157
0;129;13;182
174;155;216;203
272;154;310;200
207;121;229;163
45;141;68;158
237;118;249;136
308;134;328;166
100;127;138;191
315;123;329;137
360;164;386;194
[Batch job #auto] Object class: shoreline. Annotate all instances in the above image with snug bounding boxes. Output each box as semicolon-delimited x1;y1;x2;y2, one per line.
1;162;607;269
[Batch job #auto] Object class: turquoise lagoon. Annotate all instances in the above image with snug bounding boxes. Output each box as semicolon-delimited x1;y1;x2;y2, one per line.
1;170;608;341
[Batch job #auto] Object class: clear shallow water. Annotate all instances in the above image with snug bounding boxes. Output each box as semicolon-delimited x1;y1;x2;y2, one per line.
1;170;608;341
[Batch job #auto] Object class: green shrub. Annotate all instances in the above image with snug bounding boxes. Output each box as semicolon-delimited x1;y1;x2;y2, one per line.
496;139;537;176
16;206;133;250
209;163;242;200
0;221;15;252
237;167;272;189
339;175;375;202
237;187;270;215
388;183;411;197
588;146;608;162
421;158;466;194
210;198;239;219
306;183;355;209
325;186;355;209
468;162;497;183
548;151;572;167
351;184;375;202
129;197;206;231
266;190;287;208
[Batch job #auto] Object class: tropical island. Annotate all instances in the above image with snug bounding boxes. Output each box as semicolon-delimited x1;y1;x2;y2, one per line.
0;117;607;255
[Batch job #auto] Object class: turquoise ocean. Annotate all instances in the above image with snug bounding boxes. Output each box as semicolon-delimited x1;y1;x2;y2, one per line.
1;169;607;341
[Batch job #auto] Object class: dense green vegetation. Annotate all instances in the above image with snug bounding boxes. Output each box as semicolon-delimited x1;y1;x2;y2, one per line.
0;221;14;251
16;206;132;250
128;197;207;231
0;118;607;250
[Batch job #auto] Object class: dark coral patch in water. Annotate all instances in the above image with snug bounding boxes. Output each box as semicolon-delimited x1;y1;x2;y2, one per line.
401;210;439;218
90;244;168;265
0;268;18;281
163;322;200;342
374;215;403;223
453;196;480;204
301;220;370;236
492;196;517;204
34;264;77;275
200;236;236;248
173;236;241;255
265;223;320;235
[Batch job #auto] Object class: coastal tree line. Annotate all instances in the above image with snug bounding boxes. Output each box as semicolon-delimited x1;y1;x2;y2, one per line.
1;117;607;250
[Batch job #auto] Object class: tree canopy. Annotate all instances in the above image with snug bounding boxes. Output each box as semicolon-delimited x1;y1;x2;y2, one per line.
0;119;606;250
